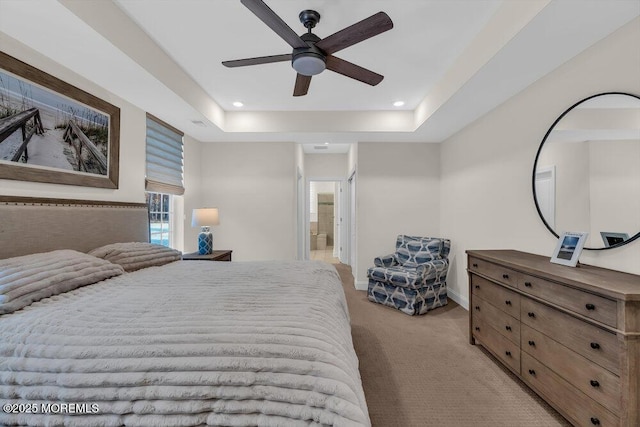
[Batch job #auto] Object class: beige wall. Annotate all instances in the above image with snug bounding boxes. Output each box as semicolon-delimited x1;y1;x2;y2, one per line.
199;141;296;261
537;140;592;243
440;17;640;307
355;142;441;287
304;153;348;178
589;140;640;241
180;135;203;253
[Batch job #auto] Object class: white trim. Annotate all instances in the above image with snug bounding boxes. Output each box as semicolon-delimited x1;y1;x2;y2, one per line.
355;280;368;291
306;176;346;261
296;167;305;260
447;288;468;310
534;165;556;229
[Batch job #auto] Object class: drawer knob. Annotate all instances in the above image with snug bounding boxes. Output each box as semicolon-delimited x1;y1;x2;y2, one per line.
528;369;536;376
590;380;600;388
475;285;480;289
528;340;535;346
585;303;596;311
505;325;512;331
590;417;600;425
505;300;511;306
472;263;478;268
475;327;480;331
475;306;480;311
527;312;536;318
590;342;601;350
524;281;532;287
505;351;511;357
502;273;509;279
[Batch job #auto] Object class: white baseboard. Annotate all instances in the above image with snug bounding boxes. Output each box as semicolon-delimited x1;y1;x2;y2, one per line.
447;288;468;310
355;280;368;291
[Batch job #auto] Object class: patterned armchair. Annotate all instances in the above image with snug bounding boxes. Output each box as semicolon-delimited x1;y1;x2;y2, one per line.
367;235;450;315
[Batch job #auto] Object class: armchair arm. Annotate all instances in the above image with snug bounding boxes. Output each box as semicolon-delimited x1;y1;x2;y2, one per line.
374;254;398;267
416;259;449;282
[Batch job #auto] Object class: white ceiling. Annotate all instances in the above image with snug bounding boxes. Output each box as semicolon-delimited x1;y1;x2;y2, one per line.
1;0;639;153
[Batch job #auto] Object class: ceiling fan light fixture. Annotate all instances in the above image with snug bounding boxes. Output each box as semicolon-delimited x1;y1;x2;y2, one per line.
292;52;326;76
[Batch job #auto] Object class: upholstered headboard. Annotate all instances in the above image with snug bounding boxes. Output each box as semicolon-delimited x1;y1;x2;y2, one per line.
0;196;149;259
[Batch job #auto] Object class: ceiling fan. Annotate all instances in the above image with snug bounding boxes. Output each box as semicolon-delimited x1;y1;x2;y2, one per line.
222;0;393;97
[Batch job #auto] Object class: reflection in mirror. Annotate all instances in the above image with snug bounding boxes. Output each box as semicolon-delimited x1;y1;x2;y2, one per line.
533;93;640;250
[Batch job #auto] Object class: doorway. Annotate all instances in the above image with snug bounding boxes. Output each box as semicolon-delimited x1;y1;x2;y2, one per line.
308;179;343;264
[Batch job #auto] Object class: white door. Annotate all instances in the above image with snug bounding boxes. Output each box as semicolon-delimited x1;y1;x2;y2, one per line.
535;166;556;229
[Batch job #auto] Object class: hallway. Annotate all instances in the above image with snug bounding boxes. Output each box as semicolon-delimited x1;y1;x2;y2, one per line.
310;246;340;264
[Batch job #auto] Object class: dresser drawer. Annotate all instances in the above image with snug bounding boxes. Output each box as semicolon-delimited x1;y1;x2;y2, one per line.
521;298;619;375
522;353;619;427
472;317;520;374
472;295;520;345
468;257;519;288
521;324;620;414
518;273;617;327
471;275;520;319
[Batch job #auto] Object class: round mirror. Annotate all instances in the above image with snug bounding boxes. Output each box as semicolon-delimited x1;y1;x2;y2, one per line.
533;92;640;250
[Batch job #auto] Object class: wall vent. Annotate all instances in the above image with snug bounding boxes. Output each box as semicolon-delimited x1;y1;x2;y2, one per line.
191;120;207;127
314;145;329;150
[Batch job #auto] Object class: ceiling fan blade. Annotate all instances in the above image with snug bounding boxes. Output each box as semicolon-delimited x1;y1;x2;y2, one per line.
222;54;292;68
316;12;393;55
293;74;311;97
240;0;307;49
326;56;384;86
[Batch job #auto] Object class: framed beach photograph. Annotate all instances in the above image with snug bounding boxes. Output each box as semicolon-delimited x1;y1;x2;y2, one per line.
550;231;589;267
0;51;119;188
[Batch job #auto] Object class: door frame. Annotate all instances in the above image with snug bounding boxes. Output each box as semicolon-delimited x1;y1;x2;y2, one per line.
534;165;556;229
305;177;346;261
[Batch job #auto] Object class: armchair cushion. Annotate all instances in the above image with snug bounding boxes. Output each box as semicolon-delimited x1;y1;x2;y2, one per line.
368;258;448;289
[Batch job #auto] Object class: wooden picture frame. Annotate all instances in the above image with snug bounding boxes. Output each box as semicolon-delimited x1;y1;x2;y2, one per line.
0;51;119;188
550;231;588;267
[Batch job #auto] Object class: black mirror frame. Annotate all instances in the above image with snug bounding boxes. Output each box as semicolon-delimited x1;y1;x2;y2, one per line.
532;91;640;251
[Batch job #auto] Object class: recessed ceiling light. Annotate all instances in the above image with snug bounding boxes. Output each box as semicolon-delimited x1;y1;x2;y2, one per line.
324;142;330;145
232;101;244;108
393;101;405;107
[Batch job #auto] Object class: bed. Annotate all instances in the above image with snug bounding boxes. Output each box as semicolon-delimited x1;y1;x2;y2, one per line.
0;197;369;427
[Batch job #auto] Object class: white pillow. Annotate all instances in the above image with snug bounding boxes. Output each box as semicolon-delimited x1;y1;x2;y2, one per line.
88;242;182;272
0;249;124;315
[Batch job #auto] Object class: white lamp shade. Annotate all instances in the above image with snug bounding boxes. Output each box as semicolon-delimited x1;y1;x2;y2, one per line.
191;208;220;227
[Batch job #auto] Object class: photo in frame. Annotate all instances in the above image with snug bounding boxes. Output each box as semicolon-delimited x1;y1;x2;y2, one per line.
0;51;119;188
550;231;589;267
600;231;630;248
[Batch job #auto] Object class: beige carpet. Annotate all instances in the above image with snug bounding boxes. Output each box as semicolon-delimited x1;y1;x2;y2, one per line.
334;264;570;427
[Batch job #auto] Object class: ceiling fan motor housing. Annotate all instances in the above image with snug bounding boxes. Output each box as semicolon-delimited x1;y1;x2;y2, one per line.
299;10;321;29
292;32;326;76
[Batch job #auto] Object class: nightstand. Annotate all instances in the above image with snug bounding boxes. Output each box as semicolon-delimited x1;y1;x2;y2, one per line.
182;250;232;261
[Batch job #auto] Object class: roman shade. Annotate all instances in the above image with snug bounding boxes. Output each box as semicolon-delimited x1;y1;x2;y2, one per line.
145;114;184;195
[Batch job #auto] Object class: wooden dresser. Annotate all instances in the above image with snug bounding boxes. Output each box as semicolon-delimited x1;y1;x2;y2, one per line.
467;250;640;427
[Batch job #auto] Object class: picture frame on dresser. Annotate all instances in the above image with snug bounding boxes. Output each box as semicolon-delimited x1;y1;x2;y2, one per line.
550;231;588;267
0;51;120;189
600;231;630;248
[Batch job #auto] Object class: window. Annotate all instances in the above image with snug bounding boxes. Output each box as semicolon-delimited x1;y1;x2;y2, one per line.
147;192;172;247
145;114;184;195
145;114;183;248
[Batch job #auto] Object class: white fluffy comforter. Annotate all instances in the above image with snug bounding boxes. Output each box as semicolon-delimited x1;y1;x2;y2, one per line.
0;261;369;427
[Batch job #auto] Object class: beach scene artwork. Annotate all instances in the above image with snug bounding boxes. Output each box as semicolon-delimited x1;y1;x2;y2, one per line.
0;69;110;176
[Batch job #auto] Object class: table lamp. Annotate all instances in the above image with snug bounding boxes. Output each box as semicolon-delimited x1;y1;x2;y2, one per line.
191;208;219;255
